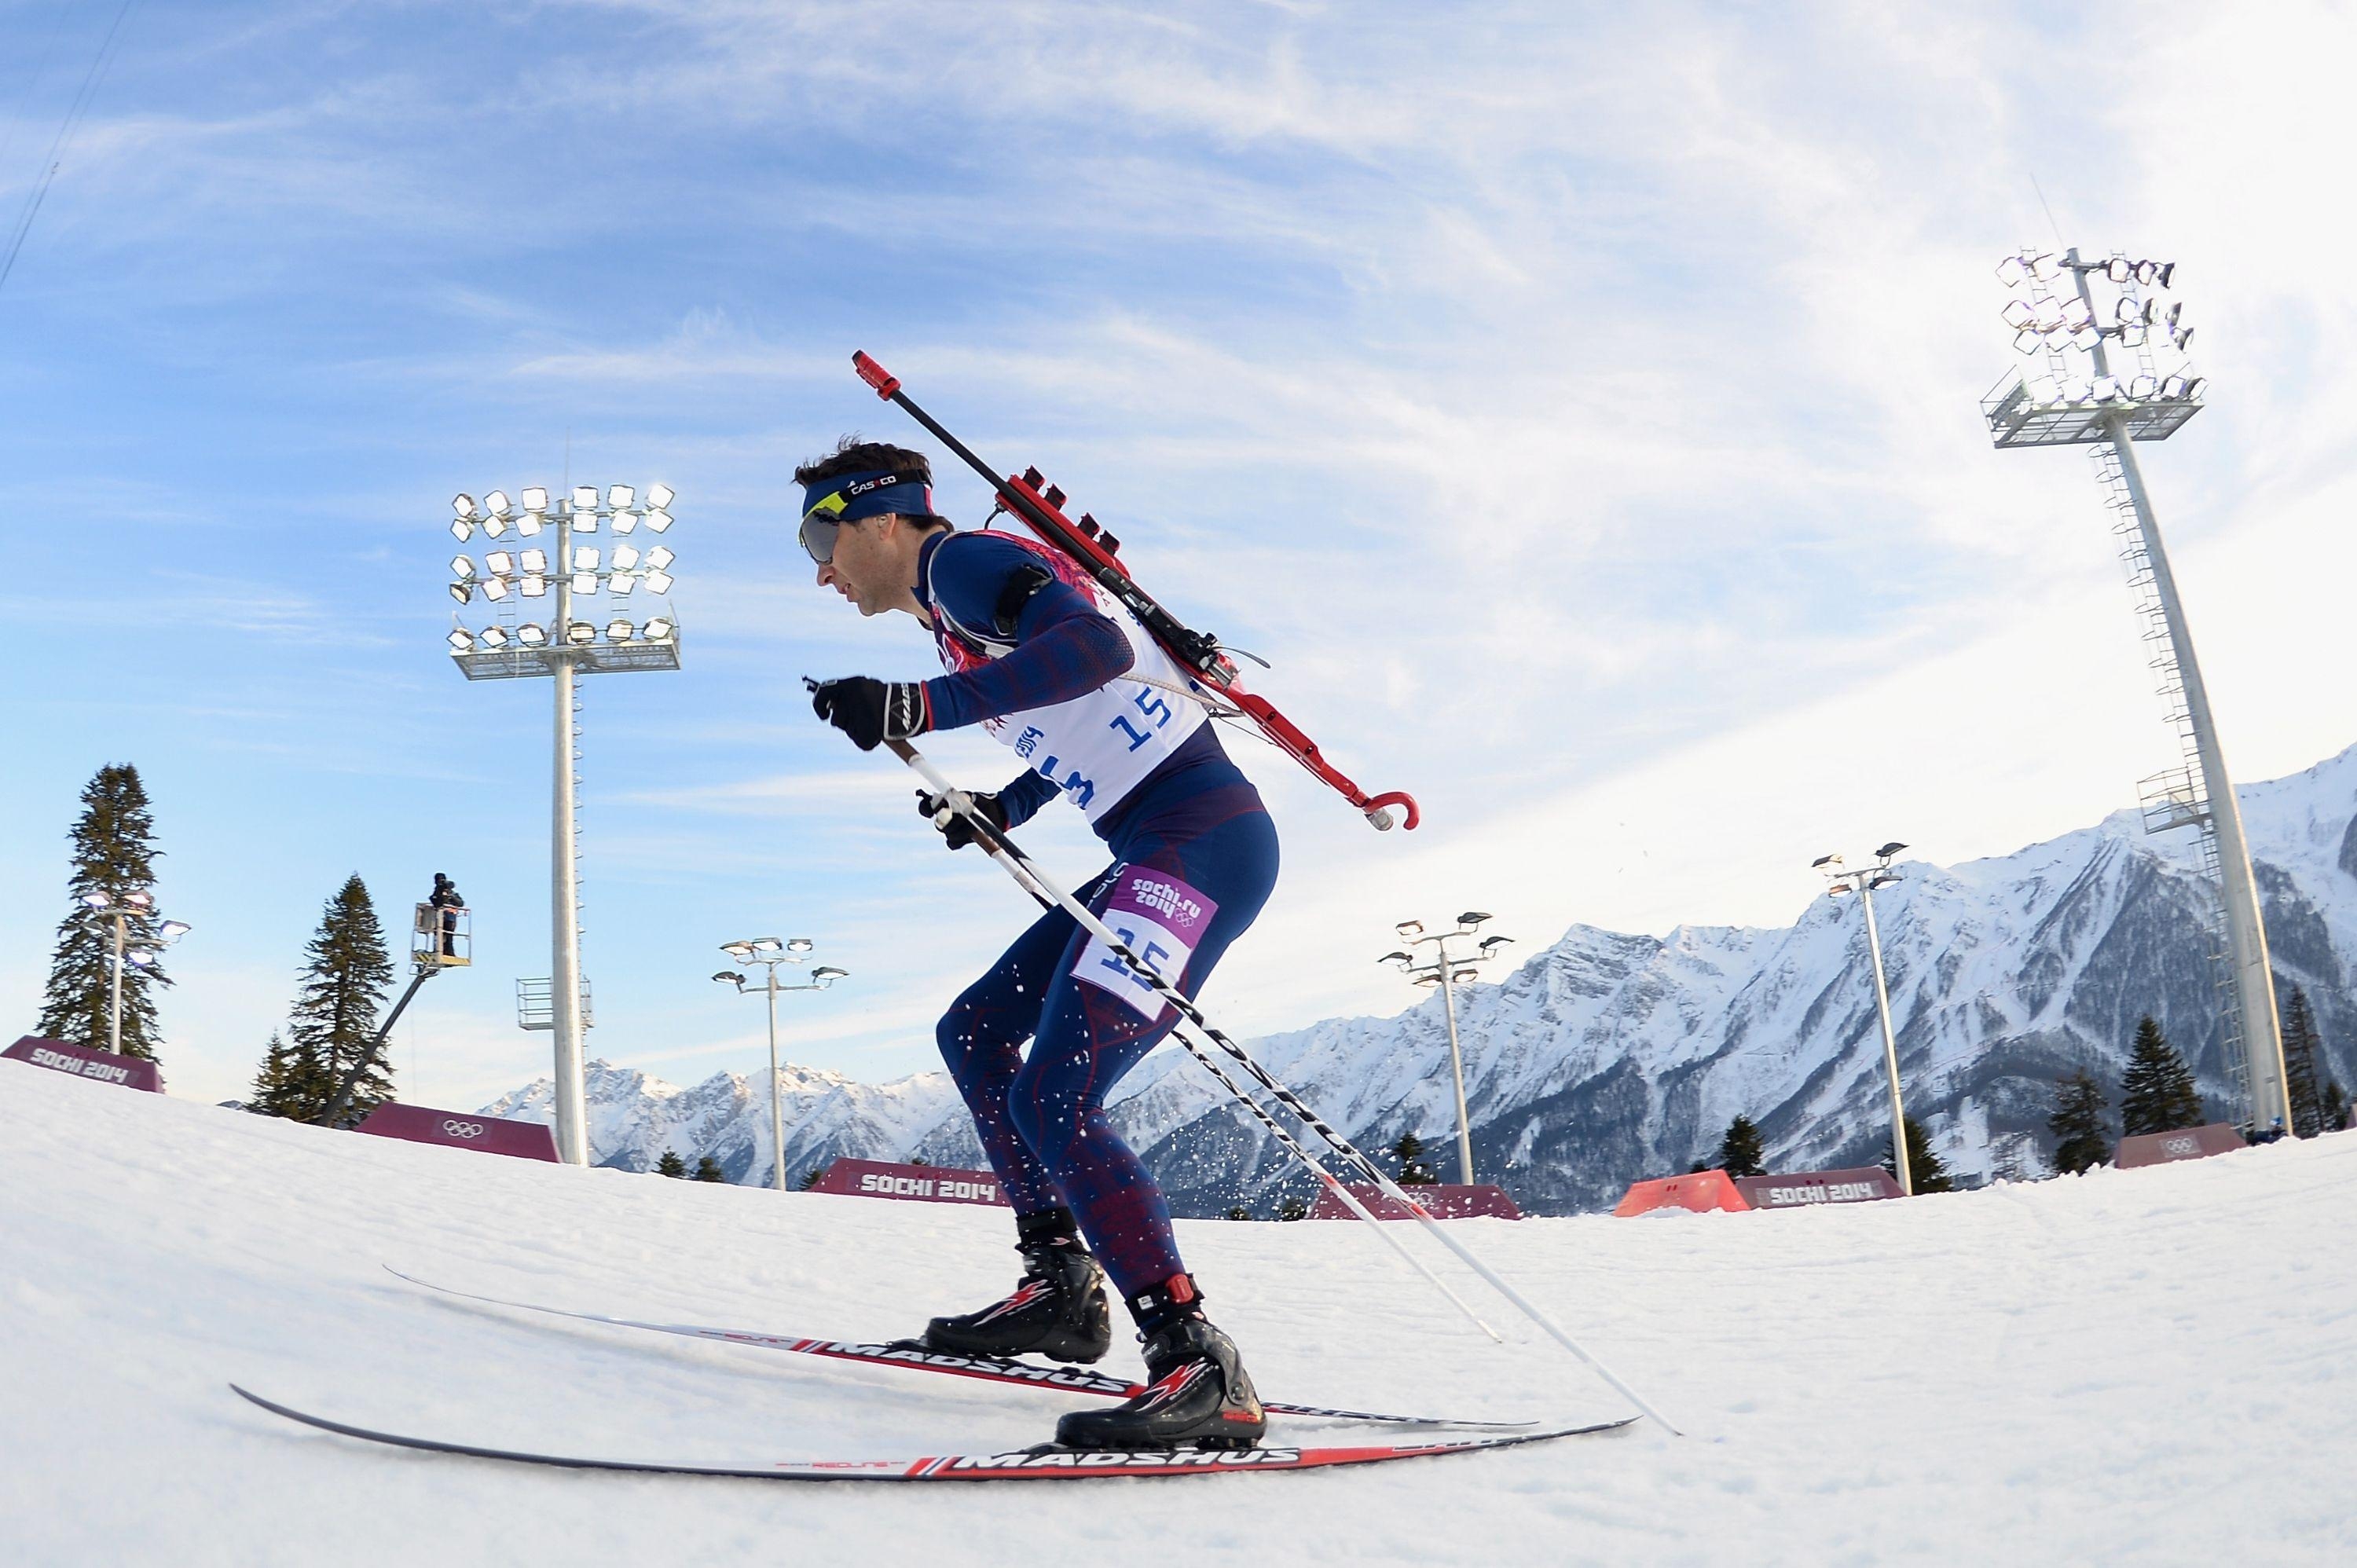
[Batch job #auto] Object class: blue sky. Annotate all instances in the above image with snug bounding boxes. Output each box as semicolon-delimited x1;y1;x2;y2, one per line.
7;2;2357;1108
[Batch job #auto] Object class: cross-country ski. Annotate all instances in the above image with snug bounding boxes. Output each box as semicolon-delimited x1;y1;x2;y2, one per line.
230;1385;1629;1483
383;1267;1534;1430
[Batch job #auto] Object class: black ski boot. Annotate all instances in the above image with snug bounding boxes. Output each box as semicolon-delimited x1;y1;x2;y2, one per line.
921;1208;1113;1365
1052;1276;1266;1451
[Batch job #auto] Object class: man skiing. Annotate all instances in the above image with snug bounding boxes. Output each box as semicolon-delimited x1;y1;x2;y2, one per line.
801;436;1280;1451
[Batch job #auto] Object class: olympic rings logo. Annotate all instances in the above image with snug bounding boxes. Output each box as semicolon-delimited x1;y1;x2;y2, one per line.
441;1119;487;1140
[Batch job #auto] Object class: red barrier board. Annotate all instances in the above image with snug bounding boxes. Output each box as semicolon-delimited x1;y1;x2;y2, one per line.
809;1158;1010;1207
4;1035;163;1094
1307;1184;1522;1220
1734;1167;1904;1209
2116;1122;2246;1169
1613;1169;1750;1217
354;1102;560;1162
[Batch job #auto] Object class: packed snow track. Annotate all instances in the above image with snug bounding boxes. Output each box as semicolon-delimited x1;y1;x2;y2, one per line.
3;1061;2352;1564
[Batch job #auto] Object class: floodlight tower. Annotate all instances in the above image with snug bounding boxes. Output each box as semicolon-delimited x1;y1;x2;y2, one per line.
713;938;849;1192
1982;247;2286;1133
444;482;682;1165
1815;845;1911;1196
1380;913;1515;1185
77;888;190;1055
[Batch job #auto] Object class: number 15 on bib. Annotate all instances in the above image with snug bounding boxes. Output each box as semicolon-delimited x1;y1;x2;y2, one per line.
1074;869;1220;1022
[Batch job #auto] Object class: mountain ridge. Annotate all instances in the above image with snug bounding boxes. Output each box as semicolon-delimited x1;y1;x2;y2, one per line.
483;742;2357;1213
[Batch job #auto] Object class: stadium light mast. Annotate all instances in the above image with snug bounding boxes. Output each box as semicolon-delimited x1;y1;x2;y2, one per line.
77;888;190;1055
1981;247;2286;1133
713;937;849;1192
1816;847;1912;1196
1380;913;1515;1185
445;482;682;1165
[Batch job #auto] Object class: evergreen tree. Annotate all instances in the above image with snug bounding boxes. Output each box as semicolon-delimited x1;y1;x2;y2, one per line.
1389;1130;1439;1186
1224;1204;1254;1221
2280;987;2327;1138
693;1155;725;1182
2325;1080;2348;1134
1882;1114;1953;1193
1277;1195;1309;1222
2119;1015;2205;1136
1714;1113;1767;1178
247;1030;329;1119
655;1149;687;1178
36;764;171;1061
2046;1069;2112;1174
799;1167;827;1190
286;874;395;1125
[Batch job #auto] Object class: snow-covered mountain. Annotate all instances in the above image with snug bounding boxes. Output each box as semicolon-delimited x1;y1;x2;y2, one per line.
486;743;2357;1214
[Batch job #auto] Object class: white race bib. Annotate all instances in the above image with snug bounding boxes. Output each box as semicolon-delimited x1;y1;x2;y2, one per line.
1073;867;1220;1022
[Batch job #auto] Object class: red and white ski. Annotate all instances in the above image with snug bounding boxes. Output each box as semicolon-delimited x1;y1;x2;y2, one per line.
386;1267;1530;1431
231;1384;1633;1483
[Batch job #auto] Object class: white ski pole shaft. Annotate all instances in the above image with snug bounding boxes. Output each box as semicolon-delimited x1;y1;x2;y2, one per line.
889;741;1676;1429
1165;1031;1502;1343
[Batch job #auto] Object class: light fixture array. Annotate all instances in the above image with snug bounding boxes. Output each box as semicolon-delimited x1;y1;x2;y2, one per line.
1994;248;2199;412
447;483;676;603
449;617;676;655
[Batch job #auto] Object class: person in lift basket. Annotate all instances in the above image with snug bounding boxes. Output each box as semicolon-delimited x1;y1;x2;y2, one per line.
801;436;1280;1452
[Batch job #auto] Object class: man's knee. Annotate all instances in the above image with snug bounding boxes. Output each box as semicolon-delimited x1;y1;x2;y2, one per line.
1006;1062;1080;1164
936;992;1006;1077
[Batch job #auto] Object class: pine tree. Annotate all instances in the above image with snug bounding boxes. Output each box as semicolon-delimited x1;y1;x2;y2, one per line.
1277;1195;1309;1222
2325;1080;2348;1134
1714;1113;1767;1178
285;874;395;1126
2046;1069;2112;1174
2280;987;2327;1138
1390;1131;1439;1186
36;764;171;1061
1882;1114;1953;1193
1224;1204;1254;1221
693;1155;725;1182
655;1149;687;1178
2119;1015;2205;1136
247;1030;329;1119
798;1167;827;1190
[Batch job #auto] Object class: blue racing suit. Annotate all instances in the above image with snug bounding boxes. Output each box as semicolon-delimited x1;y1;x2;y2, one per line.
918;529;1279;1302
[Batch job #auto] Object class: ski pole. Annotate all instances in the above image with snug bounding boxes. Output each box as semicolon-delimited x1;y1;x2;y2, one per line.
896;761;1483;1325
911;780;1502;1343
882;738;1678;1434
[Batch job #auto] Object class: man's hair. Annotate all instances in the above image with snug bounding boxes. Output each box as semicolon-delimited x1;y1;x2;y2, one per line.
794;436;948;528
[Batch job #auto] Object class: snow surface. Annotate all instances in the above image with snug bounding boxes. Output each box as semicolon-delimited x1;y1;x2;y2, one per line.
5;1060;2353;1565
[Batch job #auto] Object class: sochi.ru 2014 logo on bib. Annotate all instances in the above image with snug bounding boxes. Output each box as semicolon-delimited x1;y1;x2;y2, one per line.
1073;868;1219;1022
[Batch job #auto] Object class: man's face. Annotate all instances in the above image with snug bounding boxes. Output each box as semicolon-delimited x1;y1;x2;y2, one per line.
815;515;900;616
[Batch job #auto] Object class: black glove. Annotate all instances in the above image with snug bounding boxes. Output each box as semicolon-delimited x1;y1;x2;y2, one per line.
810;676;929;752
917;788;1008;851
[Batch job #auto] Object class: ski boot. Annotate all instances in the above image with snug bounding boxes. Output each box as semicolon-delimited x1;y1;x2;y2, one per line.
1052;1275;1265;1451
920;1207;1113;1365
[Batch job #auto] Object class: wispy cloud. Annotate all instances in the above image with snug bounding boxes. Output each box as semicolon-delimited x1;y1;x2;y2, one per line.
9;0;2357;1108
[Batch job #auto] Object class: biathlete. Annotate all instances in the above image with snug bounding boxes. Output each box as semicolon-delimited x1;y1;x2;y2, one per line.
800;437;1279;1450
